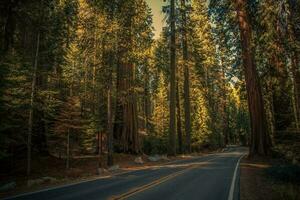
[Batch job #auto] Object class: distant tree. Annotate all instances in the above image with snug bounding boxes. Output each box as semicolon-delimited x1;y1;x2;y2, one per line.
168;0;177;156
27;31;40;176
180;0;192;153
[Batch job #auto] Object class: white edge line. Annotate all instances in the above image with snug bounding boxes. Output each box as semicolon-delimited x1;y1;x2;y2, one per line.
3;175;113;200
228;154;245;200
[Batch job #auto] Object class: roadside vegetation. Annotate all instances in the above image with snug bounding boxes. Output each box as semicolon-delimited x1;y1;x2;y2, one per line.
241;157;300;200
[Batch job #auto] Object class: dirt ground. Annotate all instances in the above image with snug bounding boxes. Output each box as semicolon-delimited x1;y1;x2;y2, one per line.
240;157;274;200
240;157;300;200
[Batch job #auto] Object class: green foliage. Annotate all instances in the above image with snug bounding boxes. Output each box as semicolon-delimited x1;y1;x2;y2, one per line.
151;73;169;136
143;135;168;155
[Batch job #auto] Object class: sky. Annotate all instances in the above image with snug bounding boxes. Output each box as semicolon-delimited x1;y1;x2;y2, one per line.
145;0;166;39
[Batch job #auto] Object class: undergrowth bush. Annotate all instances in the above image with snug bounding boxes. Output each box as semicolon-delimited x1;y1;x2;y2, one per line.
266;164;300;184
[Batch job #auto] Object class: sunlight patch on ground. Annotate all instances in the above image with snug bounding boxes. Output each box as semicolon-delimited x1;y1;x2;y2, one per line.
241;163;271;169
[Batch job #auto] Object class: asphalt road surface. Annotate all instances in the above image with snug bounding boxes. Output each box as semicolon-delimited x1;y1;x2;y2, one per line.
5;147;247;200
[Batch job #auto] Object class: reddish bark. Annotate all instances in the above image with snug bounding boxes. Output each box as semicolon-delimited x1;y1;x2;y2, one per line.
114;2;139;154
235;0;270;156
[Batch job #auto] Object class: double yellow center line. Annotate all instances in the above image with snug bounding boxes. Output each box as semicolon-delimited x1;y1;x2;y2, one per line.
109;157;218;200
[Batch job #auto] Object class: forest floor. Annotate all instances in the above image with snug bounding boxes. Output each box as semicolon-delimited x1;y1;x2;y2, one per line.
0;149;219;198
240;156;300;200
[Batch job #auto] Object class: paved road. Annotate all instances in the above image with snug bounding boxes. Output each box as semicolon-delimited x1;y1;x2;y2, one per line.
5;147;247;200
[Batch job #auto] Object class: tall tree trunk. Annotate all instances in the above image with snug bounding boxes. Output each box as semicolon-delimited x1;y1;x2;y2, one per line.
100;132;103;154
67;57;73;170
144;83;150;136
1;0;18;54
291;54;300;130
92;31;98;114
221;66;229;146
288;0;300;130
115;63;139;153
107;1;115;167
66;128;70;169
181;0;192;153
114;1;139;154
144;58;150;136
176;83;183;154
235;0;270;156
83;62;88;115
107;81;114;165
27;31;40;176
97;131;103;172
96;132;100;155
169;0;177;156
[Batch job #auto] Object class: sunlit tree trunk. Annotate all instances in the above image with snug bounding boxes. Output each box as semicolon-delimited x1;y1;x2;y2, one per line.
176;83;183;154
169;0;177;156
235;0;270;156
92;30;97;114
82;60;88;115
221;66;229;146
181;0;192;153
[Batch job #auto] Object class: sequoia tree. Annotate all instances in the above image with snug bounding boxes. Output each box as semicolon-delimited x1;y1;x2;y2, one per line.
234;0;270;156
114;0;140;154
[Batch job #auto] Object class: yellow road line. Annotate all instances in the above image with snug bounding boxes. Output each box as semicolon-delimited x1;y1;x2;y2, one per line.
108;157;218;200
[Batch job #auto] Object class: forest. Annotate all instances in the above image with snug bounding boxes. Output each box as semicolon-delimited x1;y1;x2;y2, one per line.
0;0;300;199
